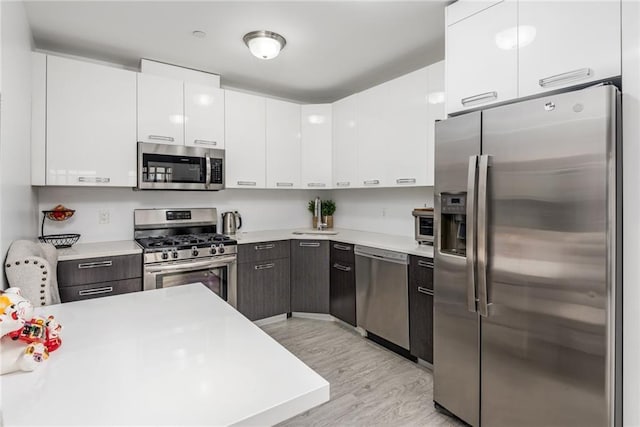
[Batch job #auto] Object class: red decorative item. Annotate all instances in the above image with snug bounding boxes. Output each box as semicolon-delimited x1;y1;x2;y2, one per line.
9;315;62;353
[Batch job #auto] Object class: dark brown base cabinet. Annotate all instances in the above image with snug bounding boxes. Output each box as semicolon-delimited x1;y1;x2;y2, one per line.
329;241;356;326
290;240;330;313
237;241;291;321
408;255;434;364
57;254;142;302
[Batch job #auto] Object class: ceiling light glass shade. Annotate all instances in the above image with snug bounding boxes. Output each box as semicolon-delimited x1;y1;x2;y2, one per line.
243;30;287;60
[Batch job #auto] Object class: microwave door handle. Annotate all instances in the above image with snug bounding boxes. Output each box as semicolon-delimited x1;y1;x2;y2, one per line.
205;155;212;188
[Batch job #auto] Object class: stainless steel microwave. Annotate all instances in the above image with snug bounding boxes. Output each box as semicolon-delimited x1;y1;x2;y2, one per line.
137;142;224;191
412;208;434;245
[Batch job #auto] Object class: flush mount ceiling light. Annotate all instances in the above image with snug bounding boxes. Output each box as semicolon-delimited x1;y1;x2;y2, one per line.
243;30;287;60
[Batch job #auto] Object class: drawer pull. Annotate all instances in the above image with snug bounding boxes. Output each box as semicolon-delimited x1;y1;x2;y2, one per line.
237;181;257;186
78;261;113;269
333;263;352;272
254;263;275;270
276;182;294;187
363;179;380;185
148;135;175;142
333;243;351;251
461;91;497;107
255;244;275;250
417;286;434;296
78;176;111;184
396;178;416;184
539;68;592;88
307;183;326;188
417;260;434;268
336;182;351;187
78;286;113;296
194;139;217;146
299;242;320;248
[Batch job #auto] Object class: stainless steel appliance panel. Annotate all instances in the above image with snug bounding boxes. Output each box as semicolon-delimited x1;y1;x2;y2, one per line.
480;85;618;427
355;245;410;349
433;112;481;426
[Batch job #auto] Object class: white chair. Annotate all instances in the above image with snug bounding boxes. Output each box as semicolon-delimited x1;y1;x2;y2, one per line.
4;240;61;306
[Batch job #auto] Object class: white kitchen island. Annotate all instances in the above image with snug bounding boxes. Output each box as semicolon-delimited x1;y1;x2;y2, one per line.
0;284;329;426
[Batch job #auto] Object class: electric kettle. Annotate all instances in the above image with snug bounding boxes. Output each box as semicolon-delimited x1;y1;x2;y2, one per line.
222;211;242;235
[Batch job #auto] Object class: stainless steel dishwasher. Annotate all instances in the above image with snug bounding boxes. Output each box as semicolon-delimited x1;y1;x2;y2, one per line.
355;245;410;350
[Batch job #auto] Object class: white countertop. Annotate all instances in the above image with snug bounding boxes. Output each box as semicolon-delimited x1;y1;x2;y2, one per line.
1;284;329;426
56;240;142;261
233;228;434;258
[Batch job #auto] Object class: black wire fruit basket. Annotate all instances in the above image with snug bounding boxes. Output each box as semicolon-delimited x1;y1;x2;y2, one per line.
39;206;81;248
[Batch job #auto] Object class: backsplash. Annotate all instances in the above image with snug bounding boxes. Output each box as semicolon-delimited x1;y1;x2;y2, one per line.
37;187;317;243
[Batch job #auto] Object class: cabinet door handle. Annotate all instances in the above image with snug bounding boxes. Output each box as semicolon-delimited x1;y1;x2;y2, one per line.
148;135;175;142
363;180;380;185
336;182;351;187
78;261;113;269
461;91;497;106
333;263;352;272
539;68;592;88
299;242;320;248
333;243;351;251
237;181;257;186
254;263;275;270
396;178;416;184
78;177;111;184
307;183;326;188
417;260;434;268
255;244;275;251
78;286;113;296
194;139;217;146
417;286;434;296
276;182;294;187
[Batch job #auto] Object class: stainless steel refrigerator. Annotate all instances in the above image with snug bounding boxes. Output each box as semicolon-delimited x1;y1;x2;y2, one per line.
433;84;621;427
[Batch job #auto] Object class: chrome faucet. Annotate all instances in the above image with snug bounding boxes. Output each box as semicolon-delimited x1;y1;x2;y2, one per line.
314;197;326;230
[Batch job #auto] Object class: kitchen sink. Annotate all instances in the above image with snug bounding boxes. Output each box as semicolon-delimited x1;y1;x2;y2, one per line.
292;230;339;236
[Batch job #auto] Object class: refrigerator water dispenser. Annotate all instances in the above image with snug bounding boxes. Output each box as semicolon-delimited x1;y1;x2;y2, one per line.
440;193;466;257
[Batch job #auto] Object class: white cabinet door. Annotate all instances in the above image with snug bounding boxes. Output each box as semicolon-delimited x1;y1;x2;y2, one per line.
446;0;518;114
301;104;332;189
426;61;446;186
46;56;137;187
137;73;184;145
356;83;390;188
518;1;621;97
225;90;266;188
332;94;358;189
265;99;301;189
386;67;429;187
184;83;225;149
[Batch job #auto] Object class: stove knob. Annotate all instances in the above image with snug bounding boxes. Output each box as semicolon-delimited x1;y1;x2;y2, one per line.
210;246;217;255
192;249;199;256
218;246;225;254
161;252;169;260
172;251;179;259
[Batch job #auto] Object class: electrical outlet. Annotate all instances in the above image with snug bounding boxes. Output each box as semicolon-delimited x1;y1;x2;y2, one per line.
98;209;110;224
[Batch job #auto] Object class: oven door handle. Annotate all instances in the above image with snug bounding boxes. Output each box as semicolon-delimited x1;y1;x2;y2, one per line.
146;256;236;274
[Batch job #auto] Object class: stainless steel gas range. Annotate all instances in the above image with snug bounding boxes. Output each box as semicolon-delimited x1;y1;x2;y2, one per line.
134;208;237;307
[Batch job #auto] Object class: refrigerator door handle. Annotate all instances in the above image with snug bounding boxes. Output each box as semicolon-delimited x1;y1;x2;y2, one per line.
477;154;491;317
466;155;478;313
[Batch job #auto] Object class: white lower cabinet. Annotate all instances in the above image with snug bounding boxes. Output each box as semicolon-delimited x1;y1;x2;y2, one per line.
225;91;267;188
266;99;301;189
301;104;333;189
46;55;137;187
332;95;359;189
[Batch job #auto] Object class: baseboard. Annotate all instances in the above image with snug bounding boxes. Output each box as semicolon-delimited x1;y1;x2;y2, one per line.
291;312;334;321
254;314;288;326
417;358;433;370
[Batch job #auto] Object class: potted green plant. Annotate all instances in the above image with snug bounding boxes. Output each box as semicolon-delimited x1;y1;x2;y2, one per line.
307;199;336;229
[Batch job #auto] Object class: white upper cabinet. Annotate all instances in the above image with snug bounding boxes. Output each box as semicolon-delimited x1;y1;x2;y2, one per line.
446;0;518;114
137;73;184;145
225;90;266;188
301;104;333;189
357;83;390;188
46;56;137;187
518;1;621;97
266;99;301;189
332;94;358;189
184;83;225;149
386;67;429;187
427;61;446;186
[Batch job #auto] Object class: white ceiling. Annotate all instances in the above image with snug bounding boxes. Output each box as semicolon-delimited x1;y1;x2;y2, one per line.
24;1;446;103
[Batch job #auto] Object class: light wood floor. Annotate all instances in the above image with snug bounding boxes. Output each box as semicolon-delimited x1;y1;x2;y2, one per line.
261;317;466;426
